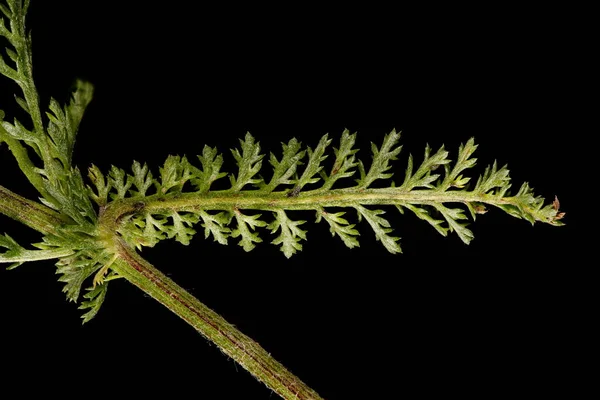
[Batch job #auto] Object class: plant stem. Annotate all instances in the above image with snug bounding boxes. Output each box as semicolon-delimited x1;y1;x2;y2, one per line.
100;186;547;226
110;236;324;400
1;184;325;399
0;184;65;234
2;180;555;399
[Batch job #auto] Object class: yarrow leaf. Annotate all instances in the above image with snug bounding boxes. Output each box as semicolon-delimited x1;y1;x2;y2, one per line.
141;213;169;247
0;233;25;269
87;164;110;206
231;210;267;251
65;79;94;135
396;203;449;237
85;130;565;257
292;134;331;193
357;129;402;189
320;129;359;190
431;203;474;245
167;211;199;246
55;250;111;303
108;166;132;200
199;210;231;245
316;208;360;249
399;144;450;190
79;281;109;324
230;133;264;191
354;205;401;254
437;138;478;191
268;210;307;258
474;161;511;196
2;2;568;325
191;145;227;193
160;155;193;194
130;161;154;197
46;97;73;169
261;138;305;193
0;4;569;392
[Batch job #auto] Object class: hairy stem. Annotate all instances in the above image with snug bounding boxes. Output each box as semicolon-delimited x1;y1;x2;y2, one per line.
0;184;66;234
2;179;555;399
0;185;324;399
100;186;546;226
110;237;324;400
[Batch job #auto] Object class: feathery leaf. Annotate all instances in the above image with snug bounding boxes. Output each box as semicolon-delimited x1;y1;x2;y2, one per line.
231;210;267;251
316;208;360;249
354;205;401;254
230;133;264;191
261;138;305;193
268;210;307;258
292;134;331;193
79;282;109;324
357;129;402;189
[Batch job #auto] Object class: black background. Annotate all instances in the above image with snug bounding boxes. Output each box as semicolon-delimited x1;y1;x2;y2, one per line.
0;2;584;399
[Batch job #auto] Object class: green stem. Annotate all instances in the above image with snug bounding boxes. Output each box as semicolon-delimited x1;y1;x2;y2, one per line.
0;184;65;234
95;185;528;399
0;184;325;399
100;186;540;226
110;237;324;400
2;181;552;400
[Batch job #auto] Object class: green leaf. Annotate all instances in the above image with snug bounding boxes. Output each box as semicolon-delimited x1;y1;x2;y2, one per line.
0;232;21;253
79;282;109;324
0;53;20;82
398;203;449;237
87;164;110;206
1;118;34;142
431;203;474;245
498;183;565;226
0;233;25;269
199;210;231;245
159;155;192;194
129;161;154;197
192;145;227;193
268;210;307;258
117;215;147;251
292;134;331;193
231;210;267;251
437;138;478;190
321;129;359;190
108;165;132;199
399;143;450;190
142;213;169;247
42;167;97;227
261;138;305;193
474;161;511;196
230;132;264;191
46;97;73;168
354;205;401;254
0;3;12;20
357;129;402;189
66;167;97;222
56;250;108;302
14;94;28;113
65;79;94;135
316;208;360;249
166;211;199;245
